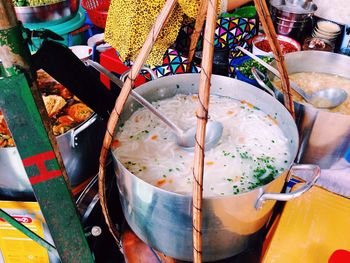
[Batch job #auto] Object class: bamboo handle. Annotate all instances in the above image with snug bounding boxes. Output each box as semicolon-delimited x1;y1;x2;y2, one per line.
192;0;218;262
186;0;208;72
98;0;178;246
253;0;295;119
0;0;17;29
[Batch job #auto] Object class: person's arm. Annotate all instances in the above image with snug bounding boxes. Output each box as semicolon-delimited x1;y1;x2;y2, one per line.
222;0;253;13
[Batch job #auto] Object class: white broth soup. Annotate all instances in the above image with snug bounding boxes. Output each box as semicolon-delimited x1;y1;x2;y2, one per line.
114;94;291;197
273;72;350;115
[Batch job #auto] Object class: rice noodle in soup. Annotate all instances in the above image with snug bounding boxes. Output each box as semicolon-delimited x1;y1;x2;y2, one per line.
115;94;291;197
272;72;350;115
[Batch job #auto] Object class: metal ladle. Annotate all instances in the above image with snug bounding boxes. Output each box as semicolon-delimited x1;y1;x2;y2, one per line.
236;46;348;109
86;60;223;151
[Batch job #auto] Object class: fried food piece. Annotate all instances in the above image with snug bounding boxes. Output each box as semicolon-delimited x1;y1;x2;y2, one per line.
43;95;67;117
52;115;76;135
67;103;93;122
0;112;15;147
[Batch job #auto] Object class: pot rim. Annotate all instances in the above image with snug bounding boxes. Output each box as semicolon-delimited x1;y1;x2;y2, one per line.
270;0;318;14
0;112;98;150
112;74;298;200
14;0;66;9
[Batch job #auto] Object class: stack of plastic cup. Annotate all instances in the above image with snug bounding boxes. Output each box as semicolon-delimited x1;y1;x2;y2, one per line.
312;20;341;43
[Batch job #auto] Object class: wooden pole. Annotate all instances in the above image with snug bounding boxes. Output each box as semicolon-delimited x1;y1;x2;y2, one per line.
0;0;30;77
253;0;295;118
0;1;94;262
192;0;217;262
98;0;178;246
0;0;17;29
186;0;208;71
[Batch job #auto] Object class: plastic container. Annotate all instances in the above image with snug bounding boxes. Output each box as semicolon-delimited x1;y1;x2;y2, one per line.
252;34;301;56
231;55;270;87
262;185;350;263
302;37;335;52
69;45;93;61
221;6;257;19
25;8;88;52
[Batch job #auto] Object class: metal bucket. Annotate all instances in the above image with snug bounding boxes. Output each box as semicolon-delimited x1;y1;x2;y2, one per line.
269;0;317;41
253;51;350;169
112;74;320;261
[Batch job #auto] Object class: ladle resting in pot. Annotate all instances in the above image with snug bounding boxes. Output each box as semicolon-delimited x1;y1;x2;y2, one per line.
86;60;223;151
236;46;348;109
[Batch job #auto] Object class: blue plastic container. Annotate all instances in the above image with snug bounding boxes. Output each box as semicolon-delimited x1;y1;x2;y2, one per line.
231;55;268;87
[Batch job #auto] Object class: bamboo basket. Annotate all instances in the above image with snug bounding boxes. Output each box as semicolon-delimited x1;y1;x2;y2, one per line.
98;0;295;262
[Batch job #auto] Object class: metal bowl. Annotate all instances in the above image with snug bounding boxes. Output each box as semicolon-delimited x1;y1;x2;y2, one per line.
270;0;318;15
15;0;80;24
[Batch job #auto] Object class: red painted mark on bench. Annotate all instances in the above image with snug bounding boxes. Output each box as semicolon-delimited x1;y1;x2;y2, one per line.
23;151;62;185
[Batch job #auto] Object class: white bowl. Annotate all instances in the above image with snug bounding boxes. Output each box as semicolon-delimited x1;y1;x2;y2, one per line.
69;45;93;61
314;28;340;37
316;20;341;34
87;33;112;52
312;31;338;41
316;28;341;36
252;34;301;56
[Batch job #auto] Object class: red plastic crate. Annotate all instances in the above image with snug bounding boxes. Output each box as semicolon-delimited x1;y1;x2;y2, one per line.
99;48;148;89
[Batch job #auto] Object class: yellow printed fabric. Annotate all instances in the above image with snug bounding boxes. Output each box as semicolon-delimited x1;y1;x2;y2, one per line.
105;0;221;67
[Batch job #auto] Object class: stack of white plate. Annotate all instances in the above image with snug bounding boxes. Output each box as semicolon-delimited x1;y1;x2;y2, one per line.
312;20;342;42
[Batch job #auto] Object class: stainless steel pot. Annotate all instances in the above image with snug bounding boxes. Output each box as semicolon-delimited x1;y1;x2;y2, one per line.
269;0;317;41
0;113;106;199
15;0;80;24
254;51;350;169
111;74;320;261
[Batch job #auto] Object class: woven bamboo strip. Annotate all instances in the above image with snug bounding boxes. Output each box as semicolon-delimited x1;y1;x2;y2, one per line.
192;0;217;262
98;0;178;245
0;0;17;29
186;0;208;72
253;0;295;118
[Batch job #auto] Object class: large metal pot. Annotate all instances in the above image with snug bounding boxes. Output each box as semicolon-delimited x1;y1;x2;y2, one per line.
254;51;350;169
112;74;320;261
0;113;106;199
15;0;80;24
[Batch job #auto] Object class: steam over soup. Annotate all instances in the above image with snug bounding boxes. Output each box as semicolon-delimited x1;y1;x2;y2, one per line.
115;94;291;197
272;72;350;115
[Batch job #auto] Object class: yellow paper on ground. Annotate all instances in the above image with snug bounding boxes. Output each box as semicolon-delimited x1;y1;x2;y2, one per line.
0;201;50;263
262;185;350;263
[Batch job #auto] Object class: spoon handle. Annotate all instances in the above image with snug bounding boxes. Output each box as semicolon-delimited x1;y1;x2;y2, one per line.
236;46;311;101
86;60;184;136
289;82;311;101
